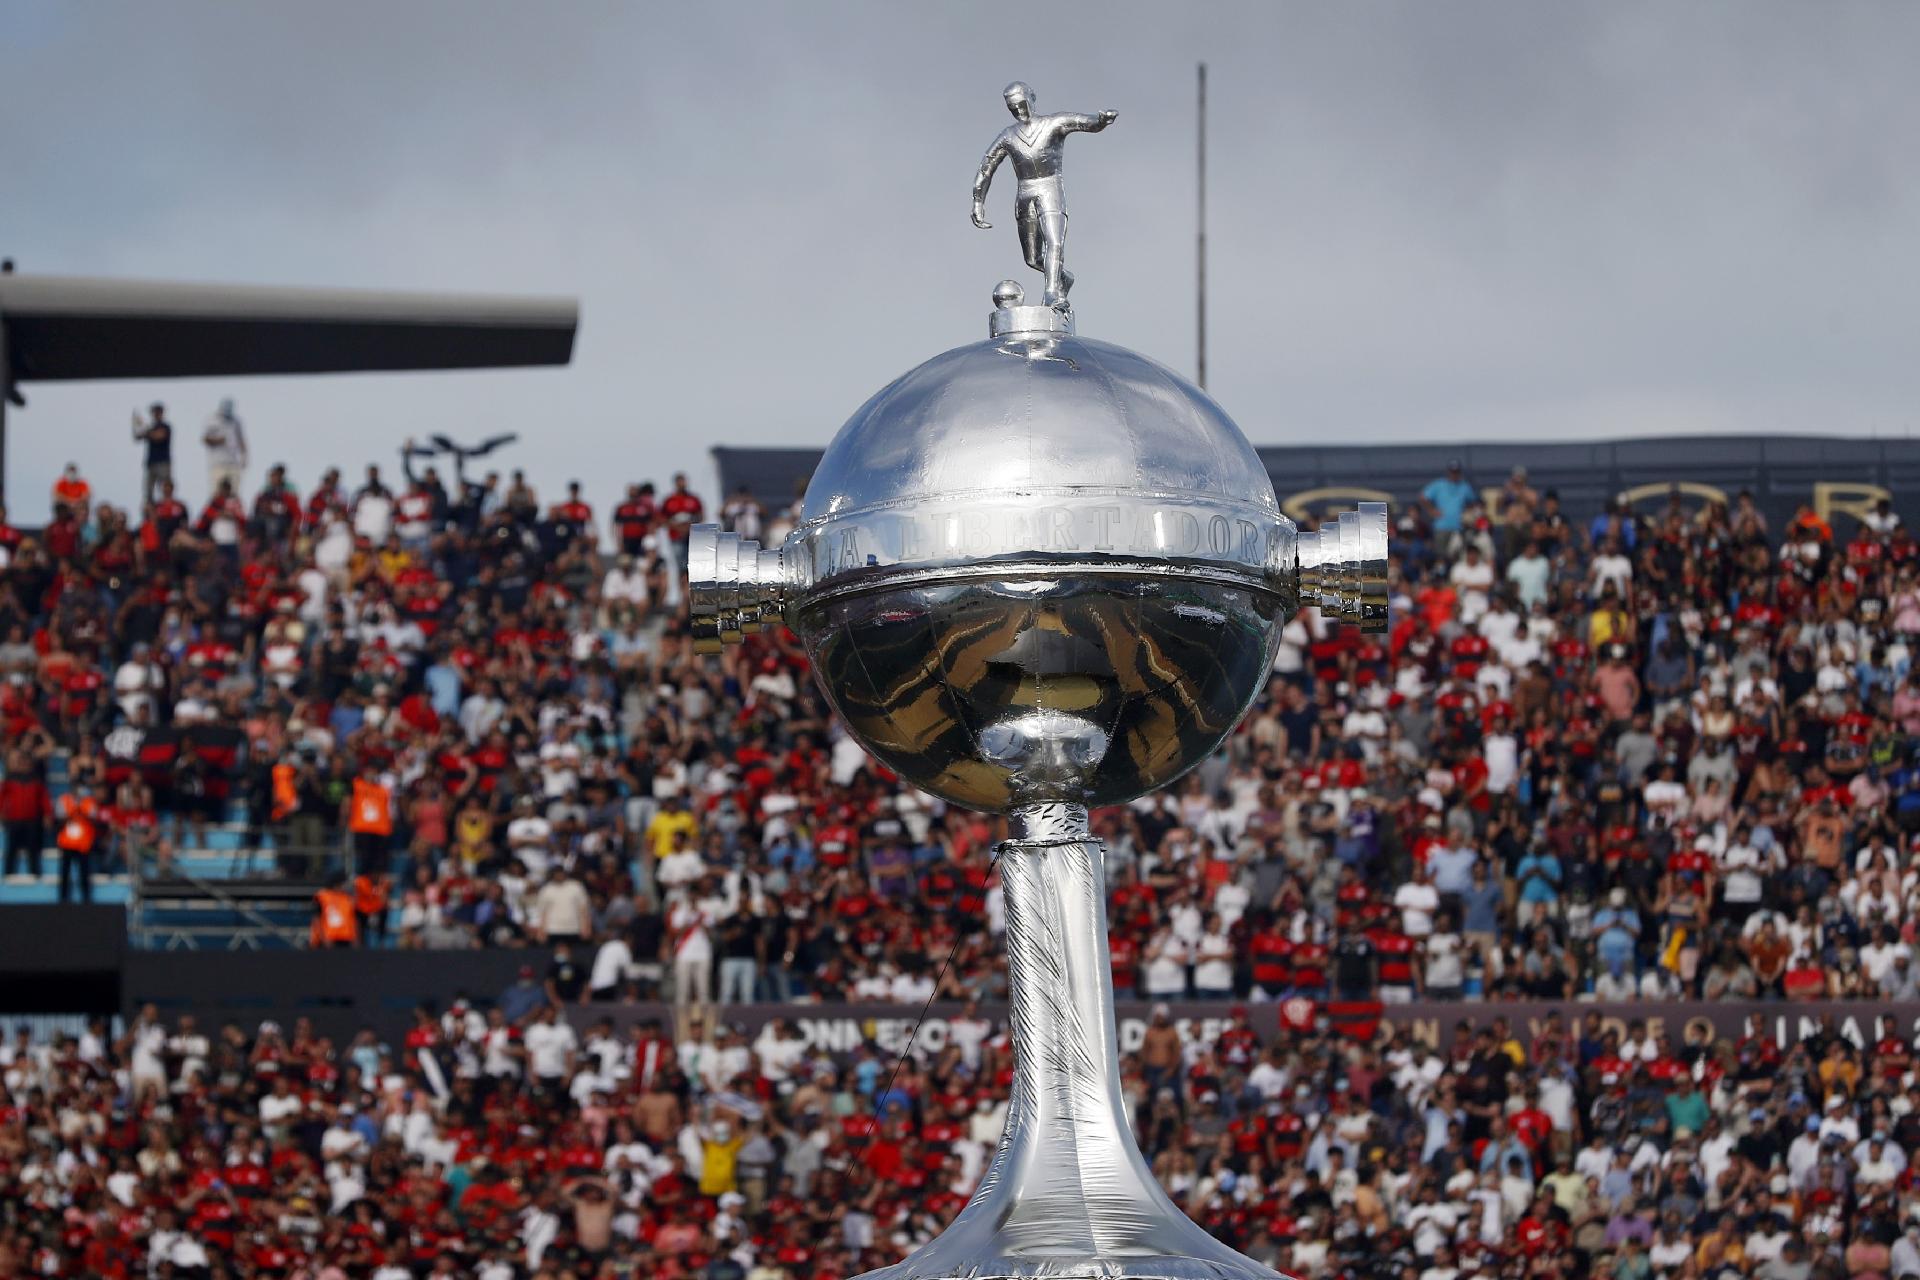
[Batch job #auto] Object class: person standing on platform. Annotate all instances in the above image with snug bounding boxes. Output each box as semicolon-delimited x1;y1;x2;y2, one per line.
1;747;50;879
54;783;99;903
132;403;174;508
343;763;393;878
202;399;247;498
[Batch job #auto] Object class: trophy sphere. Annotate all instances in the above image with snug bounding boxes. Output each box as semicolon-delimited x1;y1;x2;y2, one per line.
790;332;1291;813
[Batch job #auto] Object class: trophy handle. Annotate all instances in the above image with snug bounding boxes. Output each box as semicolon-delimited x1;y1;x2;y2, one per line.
686;523;788;654
854;802;1280;1280
1295;501;1390;632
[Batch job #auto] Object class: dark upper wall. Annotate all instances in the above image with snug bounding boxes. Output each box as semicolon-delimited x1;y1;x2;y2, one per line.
0;906;123;1015
716;435;1919;533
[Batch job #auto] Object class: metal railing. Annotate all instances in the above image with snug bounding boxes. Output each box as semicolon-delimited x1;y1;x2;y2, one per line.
127;827;355;951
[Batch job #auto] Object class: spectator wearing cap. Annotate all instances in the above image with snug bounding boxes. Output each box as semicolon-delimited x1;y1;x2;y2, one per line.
498;964;546;1026
1423;459;1476;542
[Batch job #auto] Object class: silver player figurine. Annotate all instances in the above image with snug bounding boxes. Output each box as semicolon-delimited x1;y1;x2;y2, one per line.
971;81;1117;311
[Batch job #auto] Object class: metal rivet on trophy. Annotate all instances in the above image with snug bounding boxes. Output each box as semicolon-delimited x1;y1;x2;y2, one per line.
690;83;1388;1280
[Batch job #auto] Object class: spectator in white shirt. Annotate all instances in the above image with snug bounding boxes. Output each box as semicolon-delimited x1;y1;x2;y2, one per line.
601;555;651;619
1395;865;1441;938
532;866;592;942
522;1007;578;1090
588;934;636;1001
669;895;715;1006
1589;539;1633;599
1449;546;1495;622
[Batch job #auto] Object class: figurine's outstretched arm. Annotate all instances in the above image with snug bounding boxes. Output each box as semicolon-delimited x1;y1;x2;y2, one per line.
1061;109;1119;134
972;135;1008;229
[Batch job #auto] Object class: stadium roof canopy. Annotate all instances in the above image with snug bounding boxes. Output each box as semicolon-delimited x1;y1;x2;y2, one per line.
0;270;579;500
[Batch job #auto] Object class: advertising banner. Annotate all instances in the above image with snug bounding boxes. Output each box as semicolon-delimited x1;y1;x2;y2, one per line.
591;998;1920;1058
123;949;1920;1053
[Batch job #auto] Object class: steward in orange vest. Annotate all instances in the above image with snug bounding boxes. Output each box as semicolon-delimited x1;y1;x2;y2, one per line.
342;768;394;876
55;792;97;853
312;881;360;948
348;777;393;835
55;790;98;904
353;872;391;946
271;763;298;821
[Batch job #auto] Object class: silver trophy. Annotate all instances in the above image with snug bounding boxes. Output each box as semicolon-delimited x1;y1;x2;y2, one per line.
689;84;1387;1280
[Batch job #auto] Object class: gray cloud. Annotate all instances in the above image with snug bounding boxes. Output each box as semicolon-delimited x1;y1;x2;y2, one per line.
3;2;1919;517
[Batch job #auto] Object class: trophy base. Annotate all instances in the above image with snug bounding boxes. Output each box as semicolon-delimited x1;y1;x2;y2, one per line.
851;808;1283;1280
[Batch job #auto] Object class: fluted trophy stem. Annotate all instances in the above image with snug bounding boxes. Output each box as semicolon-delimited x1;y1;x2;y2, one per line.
854;804;1278;1280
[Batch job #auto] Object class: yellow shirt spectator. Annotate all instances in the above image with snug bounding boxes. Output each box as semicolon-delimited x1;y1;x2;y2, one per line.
1589;605;1634;649
699;1129;745;1197
647;805;699;858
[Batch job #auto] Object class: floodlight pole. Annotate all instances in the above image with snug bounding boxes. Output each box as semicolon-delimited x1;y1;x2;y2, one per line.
1197;62;1208;392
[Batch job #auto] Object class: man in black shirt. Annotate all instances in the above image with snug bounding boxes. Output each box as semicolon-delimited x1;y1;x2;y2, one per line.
628;905;666;1000
1334;931;1377;1001
546;942;589;1005
717;909;763;1005
492;552;534;614
1277;685;1320;757
613;483;657;556
1134;794;1177;859
133;402;173;507
1735;1109;1784;1171
288;755;332;873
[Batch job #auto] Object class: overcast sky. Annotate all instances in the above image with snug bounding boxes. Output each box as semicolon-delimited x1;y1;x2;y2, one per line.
4;2;1920;517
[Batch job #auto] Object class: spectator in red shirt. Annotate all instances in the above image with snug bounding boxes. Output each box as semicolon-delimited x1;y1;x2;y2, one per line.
659;471;705;560
1;746;51;877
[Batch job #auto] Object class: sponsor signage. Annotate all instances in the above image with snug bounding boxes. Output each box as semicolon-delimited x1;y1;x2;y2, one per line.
587;1000;1920;1059
539;1000;1920;1058
121;949;1920;1054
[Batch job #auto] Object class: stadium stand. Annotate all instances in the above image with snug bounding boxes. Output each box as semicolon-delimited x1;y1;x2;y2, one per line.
3;429;1920;1275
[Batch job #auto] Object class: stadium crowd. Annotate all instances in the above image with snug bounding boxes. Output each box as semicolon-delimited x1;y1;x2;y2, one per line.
2;415;1920;1276
2;415;1919;1010
8;998;1920;1277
